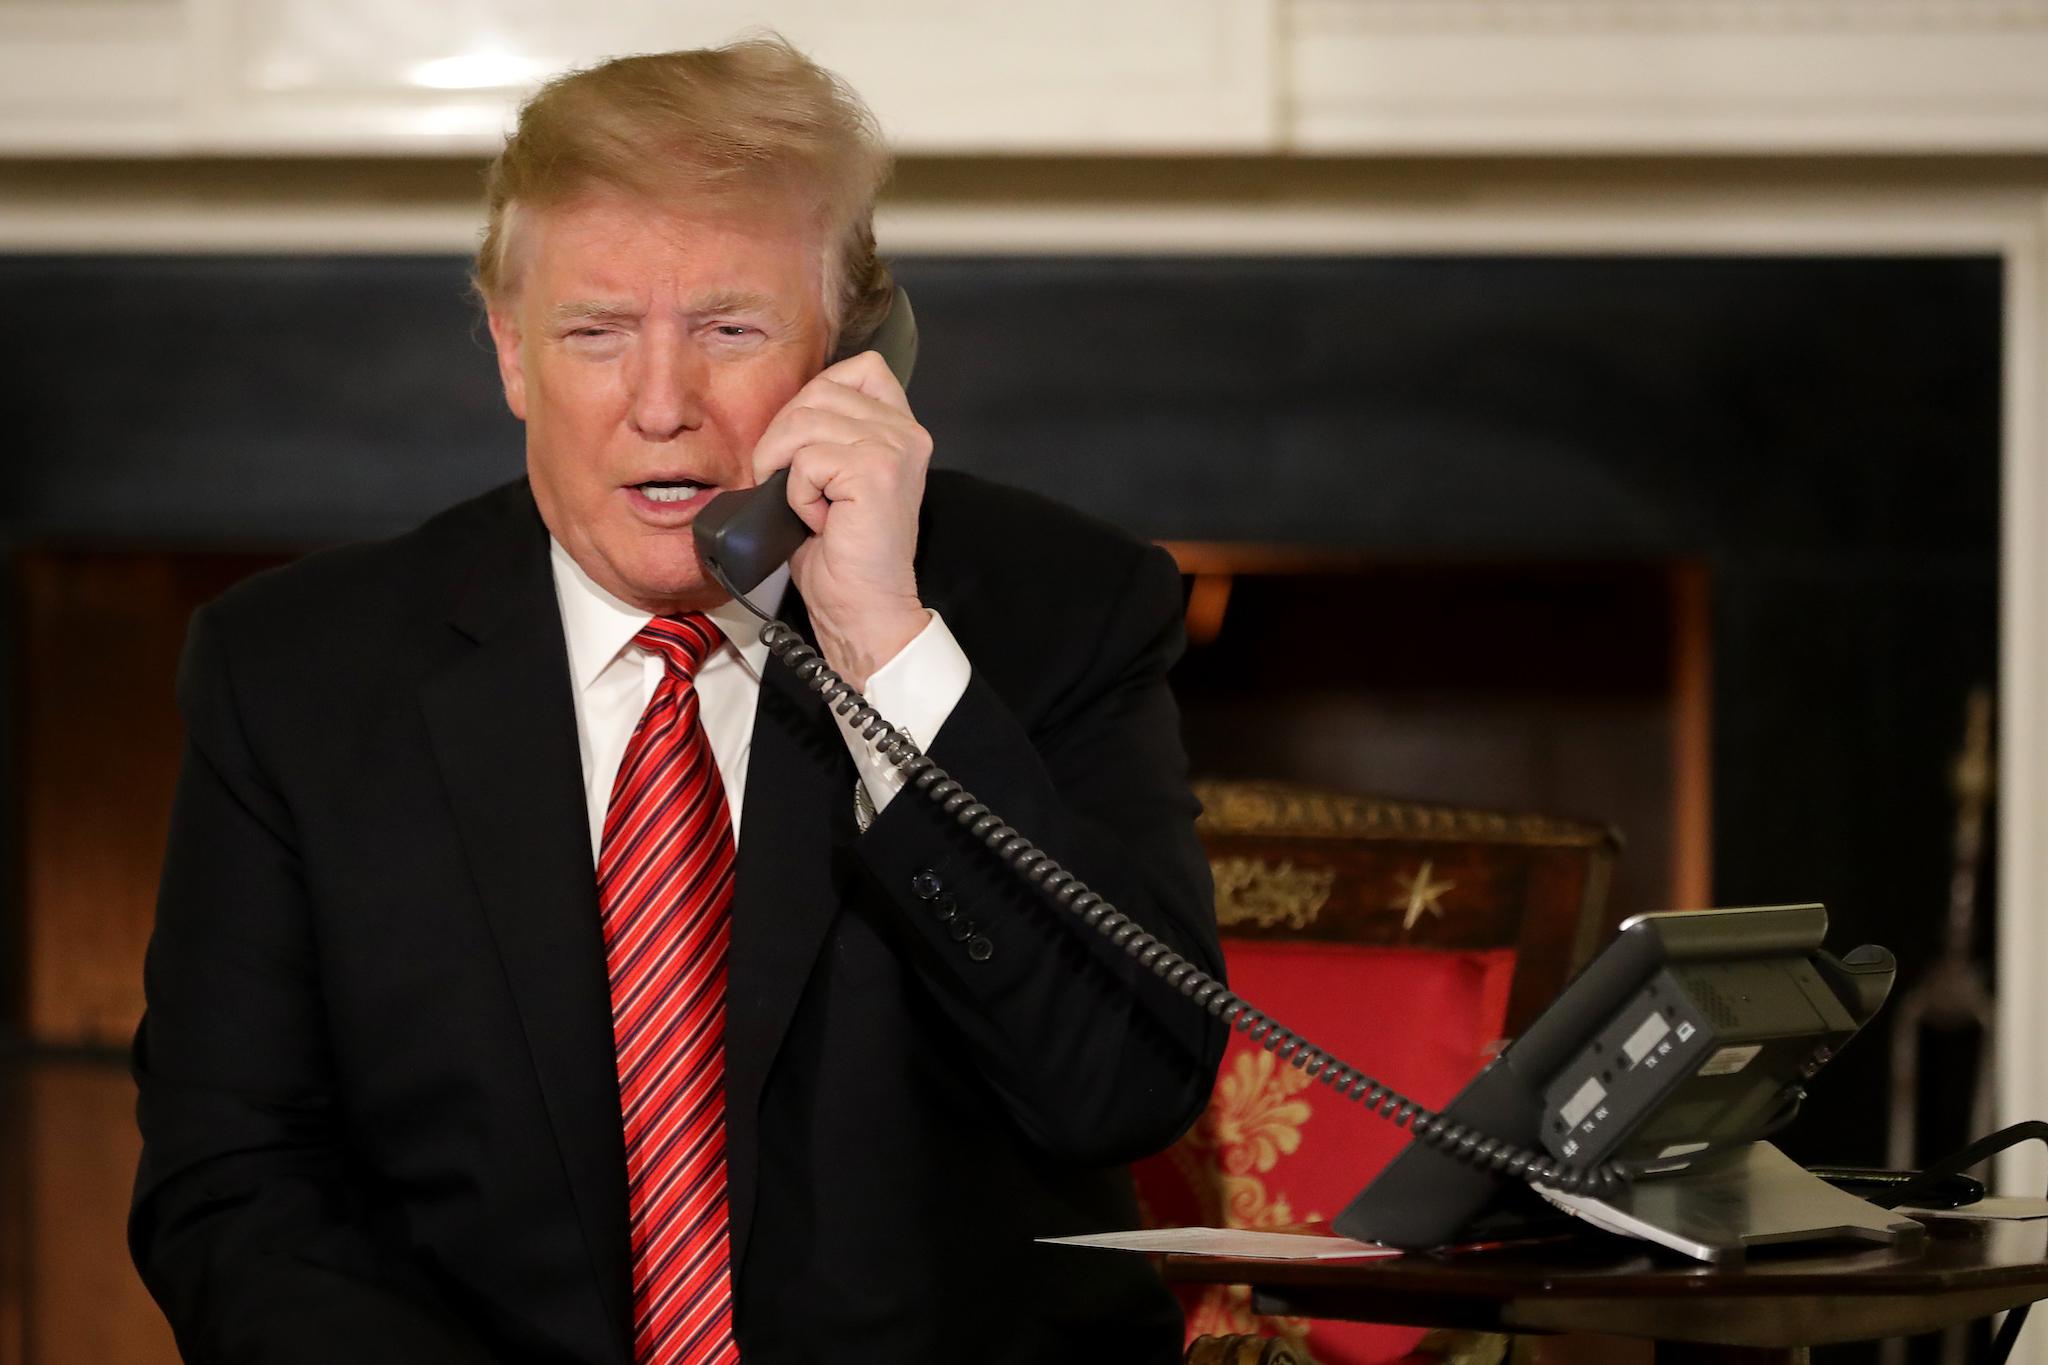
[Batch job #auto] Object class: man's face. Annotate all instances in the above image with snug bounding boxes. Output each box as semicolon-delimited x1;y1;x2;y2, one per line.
487;193;831;613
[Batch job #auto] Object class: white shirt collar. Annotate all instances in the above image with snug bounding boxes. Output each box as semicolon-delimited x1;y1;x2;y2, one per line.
548;536;787;692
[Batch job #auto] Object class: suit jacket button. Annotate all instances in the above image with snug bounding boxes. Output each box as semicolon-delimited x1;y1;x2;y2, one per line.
948;917;976;943
967;936;994;962
930;893;958;922
912;869;943;900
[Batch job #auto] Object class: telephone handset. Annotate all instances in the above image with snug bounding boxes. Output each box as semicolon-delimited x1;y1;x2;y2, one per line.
692;285;921;596
693;286;1630;1210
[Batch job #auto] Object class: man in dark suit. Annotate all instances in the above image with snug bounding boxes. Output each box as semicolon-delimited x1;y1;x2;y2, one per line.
131;35;1225;1365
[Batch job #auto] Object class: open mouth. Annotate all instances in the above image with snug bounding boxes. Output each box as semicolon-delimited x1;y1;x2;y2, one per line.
633;479;713;504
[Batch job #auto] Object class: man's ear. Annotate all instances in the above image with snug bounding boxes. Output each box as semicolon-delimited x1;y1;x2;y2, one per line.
485;303;528;421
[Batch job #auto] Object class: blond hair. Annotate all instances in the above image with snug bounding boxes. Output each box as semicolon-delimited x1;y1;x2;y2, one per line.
475;35;894;353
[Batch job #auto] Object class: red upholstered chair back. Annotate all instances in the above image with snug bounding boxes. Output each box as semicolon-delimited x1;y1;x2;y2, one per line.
1134;780;1619;1365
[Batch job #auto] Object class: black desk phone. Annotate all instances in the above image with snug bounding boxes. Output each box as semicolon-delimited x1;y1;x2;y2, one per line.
688;288;1904;1258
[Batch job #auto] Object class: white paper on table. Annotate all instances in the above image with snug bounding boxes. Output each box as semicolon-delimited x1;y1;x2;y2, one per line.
1900;1196;2048;1221
1039;1227;1399;1260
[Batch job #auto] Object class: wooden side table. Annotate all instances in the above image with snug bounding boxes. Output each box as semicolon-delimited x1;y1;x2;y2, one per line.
1164;1218;2048;1363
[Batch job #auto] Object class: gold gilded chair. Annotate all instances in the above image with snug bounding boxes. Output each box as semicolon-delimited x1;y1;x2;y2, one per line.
1187;1332;1318;1365
1144;779;1621;1365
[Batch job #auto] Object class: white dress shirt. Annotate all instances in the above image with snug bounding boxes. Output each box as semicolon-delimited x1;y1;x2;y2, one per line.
548;538;973;857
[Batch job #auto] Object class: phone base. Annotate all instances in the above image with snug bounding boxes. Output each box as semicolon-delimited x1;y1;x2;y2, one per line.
1531;1141;1925;1265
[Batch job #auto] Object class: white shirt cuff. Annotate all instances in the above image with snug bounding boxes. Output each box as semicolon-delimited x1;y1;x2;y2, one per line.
834;609;971;819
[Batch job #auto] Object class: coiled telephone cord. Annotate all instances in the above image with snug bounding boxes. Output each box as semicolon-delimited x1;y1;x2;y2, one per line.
717;586;1626;1198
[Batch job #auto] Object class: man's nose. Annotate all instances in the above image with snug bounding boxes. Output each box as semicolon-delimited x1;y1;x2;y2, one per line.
627;331;706;441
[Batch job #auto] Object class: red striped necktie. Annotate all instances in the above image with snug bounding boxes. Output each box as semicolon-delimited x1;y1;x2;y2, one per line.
598;614;742;1365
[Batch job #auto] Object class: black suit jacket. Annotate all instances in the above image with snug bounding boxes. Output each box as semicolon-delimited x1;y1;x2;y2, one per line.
132;473;1226;1364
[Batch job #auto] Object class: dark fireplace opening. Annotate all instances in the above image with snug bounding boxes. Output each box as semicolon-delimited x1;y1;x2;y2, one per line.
12;550;294;1047
1168;552;1707;926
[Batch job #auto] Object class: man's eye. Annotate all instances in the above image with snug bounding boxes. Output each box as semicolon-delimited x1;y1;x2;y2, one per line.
568;326;617;339
712;324;755;339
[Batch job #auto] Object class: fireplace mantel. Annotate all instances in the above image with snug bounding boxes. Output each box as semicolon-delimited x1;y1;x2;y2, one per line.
9;0;2048;157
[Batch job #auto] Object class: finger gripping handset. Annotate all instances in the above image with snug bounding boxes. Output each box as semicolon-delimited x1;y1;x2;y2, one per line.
693;286;919;595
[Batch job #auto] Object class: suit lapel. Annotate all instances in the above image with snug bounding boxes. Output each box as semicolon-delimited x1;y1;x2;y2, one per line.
722;590;850;1272
417;502;632;1362
720;543;989;1270
412;508;948;1316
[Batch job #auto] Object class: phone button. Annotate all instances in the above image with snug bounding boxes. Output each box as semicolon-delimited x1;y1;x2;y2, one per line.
912;869;943;900
967;936;994;962
948;917;977;943
929;893;959;923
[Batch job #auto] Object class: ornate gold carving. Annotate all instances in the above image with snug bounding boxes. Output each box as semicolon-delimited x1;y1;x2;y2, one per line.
1195;779;1613;849
1186;1335;1316;1365
1414;1329;1513;1365
1392;858;1456;931
1210;855;1336;930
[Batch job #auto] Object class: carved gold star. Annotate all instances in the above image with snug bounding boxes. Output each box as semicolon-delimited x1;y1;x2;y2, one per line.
1391;859;1455;932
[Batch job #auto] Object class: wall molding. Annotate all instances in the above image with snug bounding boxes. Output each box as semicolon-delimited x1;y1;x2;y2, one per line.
1291;0;2048;152
1305;0;2048;32
14;0;2048;156
2000;195;2048;1296
0;0;1279;157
